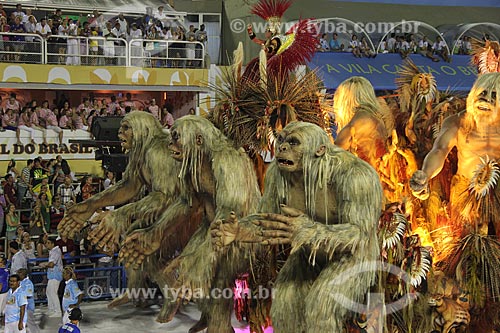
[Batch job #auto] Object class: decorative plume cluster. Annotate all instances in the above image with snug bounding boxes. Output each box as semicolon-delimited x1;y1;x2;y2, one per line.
267;19;319;75
405;245;432;288
395;59;437;113
380;212;408;251
209;66;327;152
250;0;293;21
445;234;500;306
469;156;500;200
471;38;500;74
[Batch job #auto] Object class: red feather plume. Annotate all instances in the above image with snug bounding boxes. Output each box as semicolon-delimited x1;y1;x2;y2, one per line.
267;19;318;74
251;0;293;20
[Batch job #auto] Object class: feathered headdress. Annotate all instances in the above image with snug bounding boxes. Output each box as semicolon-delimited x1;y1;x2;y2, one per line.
251;0;293;35
267;19;318;74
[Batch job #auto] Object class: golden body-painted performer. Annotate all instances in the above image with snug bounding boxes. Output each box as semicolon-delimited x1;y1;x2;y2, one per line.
212;121;383;332
333;76;394;169
410;73;500;236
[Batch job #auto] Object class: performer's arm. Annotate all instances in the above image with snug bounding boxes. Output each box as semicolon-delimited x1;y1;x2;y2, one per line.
247;24;266;46
420;114;459;180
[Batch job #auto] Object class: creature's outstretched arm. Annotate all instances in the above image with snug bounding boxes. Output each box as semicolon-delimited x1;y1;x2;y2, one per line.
87;177;143;209
58;177;143;237
119;198;198;268
89;191;170;251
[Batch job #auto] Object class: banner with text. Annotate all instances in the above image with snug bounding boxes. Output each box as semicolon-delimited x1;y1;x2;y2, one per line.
0;129;94;161
309;53;477;91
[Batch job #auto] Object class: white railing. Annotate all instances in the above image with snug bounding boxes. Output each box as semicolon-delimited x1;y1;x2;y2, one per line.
129;39;205;68
0;32;206;68
0;32;45;64
45;35;129;66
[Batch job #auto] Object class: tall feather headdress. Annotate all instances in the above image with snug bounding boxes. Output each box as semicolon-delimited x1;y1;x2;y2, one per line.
251;0;293;35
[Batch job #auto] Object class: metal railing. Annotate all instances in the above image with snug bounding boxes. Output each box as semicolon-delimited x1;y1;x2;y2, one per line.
0;32;44;64
0;32;206;68
45;35;128;66
129;39;205;68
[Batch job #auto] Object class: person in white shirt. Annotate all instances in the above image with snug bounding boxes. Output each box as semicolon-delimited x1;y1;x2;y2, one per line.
103;171;115;210
348;34;362;58
129;23;143;67
9;242;27;275
66;19;80;65
40;238;63;317
13;4;26;21
35;18;51;39
386;33;397;53
116;13;128;37
4;274;27;333
432;36;450;62
154;5;174;28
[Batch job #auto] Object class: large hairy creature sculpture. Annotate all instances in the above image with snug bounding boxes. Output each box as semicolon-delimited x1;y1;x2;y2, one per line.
120;115;261;333
212;121;383;332
58;111;178;239
57;112;197;315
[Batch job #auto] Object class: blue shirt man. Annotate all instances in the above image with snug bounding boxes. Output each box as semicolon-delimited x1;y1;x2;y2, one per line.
59;323;81;333
62;267;84;324
0;257;9;321
62;278;83;312
0;264;9;293
5;274;27;332
19;273;35;312
59;308;82;333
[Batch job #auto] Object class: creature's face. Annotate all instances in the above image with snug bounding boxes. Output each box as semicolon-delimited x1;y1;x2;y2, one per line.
412;73;436;103
118;120;133;150
471;89;499;124
276;130;303;173
169;128;183;161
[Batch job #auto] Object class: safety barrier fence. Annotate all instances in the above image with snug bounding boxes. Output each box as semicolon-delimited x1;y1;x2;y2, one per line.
0;32;205;68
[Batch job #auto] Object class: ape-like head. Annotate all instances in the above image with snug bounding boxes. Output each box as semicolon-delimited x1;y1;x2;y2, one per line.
466;72;500;127
118;120;133;150
169;115;230;191
120;111;163;152
119;111;165;179
275;121;329;174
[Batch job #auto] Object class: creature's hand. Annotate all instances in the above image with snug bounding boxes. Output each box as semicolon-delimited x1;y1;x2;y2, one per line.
58;201;94;237
211;212;240;250
118;228;160;269
253;205;307;245
247;24;253;34
88;211;122;253
410;170;430;200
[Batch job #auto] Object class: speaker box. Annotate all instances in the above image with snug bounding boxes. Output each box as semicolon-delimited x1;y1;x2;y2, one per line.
102;154;128;173
91;116;123;141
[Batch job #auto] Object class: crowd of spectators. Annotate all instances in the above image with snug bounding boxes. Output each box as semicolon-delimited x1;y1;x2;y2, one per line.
0;4;208;68
316;31;482;62
0;92;176;146
0;154;121;268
